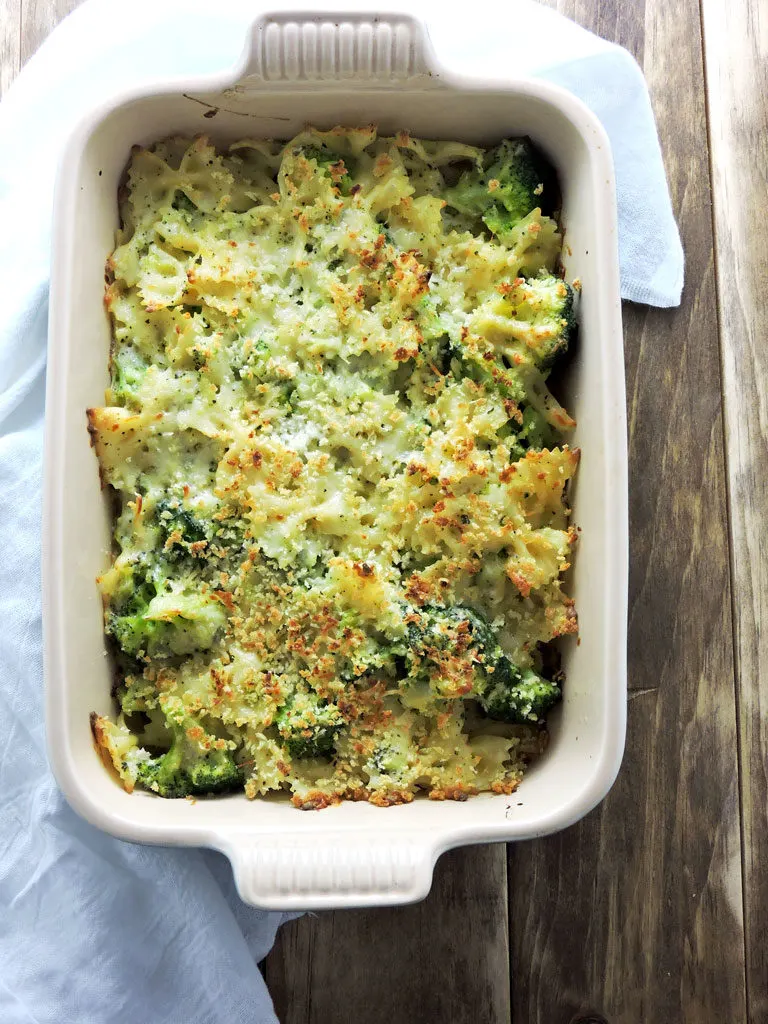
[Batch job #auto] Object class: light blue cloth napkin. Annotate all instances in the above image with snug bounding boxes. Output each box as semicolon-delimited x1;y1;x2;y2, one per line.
0;1;682;1021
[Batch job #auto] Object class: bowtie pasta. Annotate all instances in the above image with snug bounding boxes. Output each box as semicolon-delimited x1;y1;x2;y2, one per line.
90;127;579;809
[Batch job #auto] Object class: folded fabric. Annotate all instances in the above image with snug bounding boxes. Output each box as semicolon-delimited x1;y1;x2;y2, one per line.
0;2;682;1022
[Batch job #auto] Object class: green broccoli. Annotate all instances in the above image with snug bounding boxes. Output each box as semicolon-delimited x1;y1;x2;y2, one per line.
448;339;563;451
92;708;244;798
417;295;448;342
448;343;527;404
299;145;354;194
406;604;561;724
115;672;157;715
107;611;164;662
184;749;244;793
105;558;227;660
171;189;198;214
516;404;561;451
104;556;157;656
407;604;498;658
107;596;225;660
276;691;344;759
109;345;148;408
155;497;208;558
135;717;243;798
365;729;411;785
449;270;575;447
478;662;561;724
452;271;574;384
232;337;271;384
503;273;576;368
405;604;503;692
444;138;549;240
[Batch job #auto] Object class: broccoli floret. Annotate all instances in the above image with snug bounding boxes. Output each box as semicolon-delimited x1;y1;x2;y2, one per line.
113;587;226;659
116;673;157;714
452;271;574;387
403;602;505;692
517;404;560;450
276;691;344;759
502;273;575;368
408;604;497;656
406;605;561;724
417;295;448;342
449;343;567;448
108;345;148;408
155;497;208;557
482;139;548;235
299;145;354;194
105;558;227;660
444;138;549;240
107;612;166;661
136;721;243;798
232;337;271;384
449;271;575;448
448;343;527;404
135;726;187;797
479;663;561;724
171;189;197;214
107;597;225;660
365;729;411;785
92;709;244;798
185;749;244;793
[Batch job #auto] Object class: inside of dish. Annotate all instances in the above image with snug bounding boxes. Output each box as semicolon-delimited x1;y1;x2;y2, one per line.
89;126;580;809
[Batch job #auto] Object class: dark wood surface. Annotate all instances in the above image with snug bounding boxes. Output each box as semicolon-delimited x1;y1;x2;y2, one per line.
269;845;511;1024
5;0;764;1021
507;0;746;1021
700;0;768;1019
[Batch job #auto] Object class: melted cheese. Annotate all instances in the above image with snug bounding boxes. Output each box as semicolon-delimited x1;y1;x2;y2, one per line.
91;129;578;808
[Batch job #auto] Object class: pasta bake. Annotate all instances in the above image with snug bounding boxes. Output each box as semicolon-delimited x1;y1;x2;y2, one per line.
89;127;579;809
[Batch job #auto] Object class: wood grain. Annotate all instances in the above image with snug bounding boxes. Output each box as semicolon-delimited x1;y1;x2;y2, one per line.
0;0;21;98
18;0;82;65
508;0;746;1021
701;0;768;1019
267;845;510;1024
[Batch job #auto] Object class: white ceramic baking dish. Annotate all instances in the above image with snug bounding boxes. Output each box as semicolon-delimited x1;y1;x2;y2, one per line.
43;10;627;910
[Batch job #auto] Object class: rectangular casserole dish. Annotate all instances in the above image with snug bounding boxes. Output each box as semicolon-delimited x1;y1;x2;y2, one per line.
43;10;628;910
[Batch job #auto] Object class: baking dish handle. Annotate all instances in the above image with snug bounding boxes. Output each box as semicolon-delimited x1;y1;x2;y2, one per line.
236;11;442;84
220;833;437;909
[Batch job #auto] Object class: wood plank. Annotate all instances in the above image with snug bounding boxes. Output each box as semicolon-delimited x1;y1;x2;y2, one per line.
508;0;747;1021
267;845;510;1024
19;0;83;66
0;0;21;98
561;0;645;60
700;0;768;1019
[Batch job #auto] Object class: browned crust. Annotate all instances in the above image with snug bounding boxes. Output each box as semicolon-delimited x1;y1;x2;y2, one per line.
291;790;342;811
428;784;479;802
85;409;98;448
90;712;134;793
366;789;415;808
491;778;521;795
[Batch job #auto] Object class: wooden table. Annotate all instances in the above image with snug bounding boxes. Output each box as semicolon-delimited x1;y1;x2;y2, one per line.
4;0;766;1020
